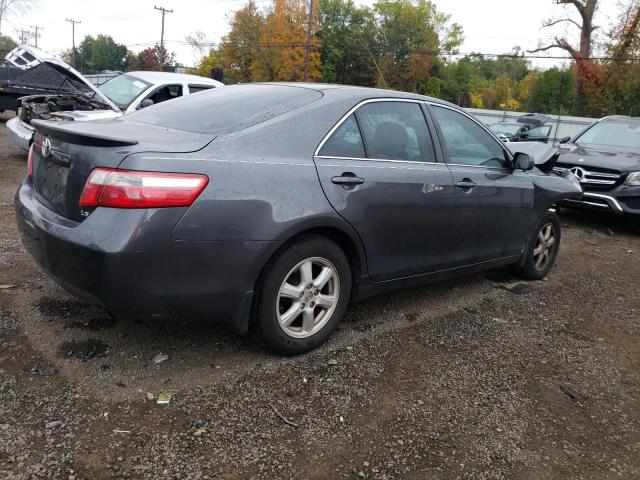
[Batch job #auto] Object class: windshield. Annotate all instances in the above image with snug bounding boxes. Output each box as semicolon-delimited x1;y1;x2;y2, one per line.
490;123;521;135
123;84;323;134
575;119;640;153
98;74;151;110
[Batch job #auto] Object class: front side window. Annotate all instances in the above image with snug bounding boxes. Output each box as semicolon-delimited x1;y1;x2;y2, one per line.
147;84;183;105
318;114;365;158
189;84;215;94
356;102;435;162
431;106;508;168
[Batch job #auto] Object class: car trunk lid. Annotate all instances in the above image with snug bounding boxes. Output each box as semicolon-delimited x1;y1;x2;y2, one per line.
30;119;214;222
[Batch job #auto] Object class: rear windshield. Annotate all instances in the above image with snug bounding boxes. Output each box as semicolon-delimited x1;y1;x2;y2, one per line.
123;84;323;134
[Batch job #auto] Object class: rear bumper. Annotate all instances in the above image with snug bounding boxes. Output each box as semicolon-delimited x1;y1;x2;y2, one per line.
6;116;33;152
15;178;281;333
560;187;640;218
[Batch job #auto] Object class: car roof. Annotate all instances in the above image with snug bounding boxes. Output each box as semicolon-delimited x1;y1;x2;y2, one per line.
125;71;224;87
259;82;456;107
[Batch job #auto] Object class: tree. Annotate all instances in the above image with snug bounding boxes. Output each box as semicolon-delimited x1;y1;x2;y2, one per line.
318;0;376;85
0;33;16;51
529;68;576;114
220;0;264;83
0;0;34;36
61;35;129;72
250;0;321;82
371;0;463;91
530;0;599;104
127;44;176;71
191;48;222;79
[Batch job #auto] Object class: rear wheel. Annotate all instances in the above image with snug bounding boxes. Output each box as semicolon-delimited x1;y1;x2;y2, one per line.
513;211;561;280
253;235;351;355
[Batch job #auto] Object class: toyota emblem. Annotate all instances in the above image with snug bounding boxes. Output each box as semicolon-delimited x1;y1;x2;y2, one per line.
41;137;52;158
570;166;586;182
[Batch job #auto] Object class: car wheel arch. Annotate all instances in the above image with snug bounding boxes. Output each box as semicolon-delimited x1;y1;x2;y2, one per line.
254;224;368;301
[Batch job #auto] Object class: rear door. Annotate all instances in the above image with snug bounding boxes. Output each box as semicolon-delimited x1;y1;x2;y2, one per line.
428;104;534;264
314;99;456;281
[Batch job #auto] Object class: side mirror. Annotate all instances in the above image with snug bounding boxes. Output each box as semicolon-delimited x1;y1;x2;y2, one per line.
558;136;571;144
138;99;154;109
513;152;535;171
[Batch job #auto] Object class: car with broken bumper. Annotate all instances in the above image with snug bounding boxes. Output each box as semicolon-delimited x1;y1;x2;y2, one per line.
15;84;582;354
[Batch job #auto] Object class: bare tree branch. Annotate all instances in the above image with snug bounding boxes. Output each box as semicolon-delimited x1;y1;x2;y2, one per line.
543;17;582;29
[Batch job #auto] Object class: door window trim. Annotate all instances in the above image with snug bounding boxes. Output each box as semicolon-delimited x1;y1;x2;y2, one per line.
314;98;441;165
426;102;514;170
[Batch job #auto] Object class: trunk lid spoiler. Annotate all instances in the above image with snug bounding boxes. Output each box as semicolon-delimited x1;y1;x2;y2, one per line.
5;45;121;113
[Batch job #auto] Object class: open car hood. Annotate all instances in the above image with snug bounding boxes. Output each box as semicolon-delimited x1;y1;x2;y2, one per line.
5;45;120;112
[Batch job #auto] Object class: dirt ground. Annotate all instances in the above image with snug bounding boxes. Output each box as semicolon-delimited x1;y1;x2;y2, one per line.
0;111;638;480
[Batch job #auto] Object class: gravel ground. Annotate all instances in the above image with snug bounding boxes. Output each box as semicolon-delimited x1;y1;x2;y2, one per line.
0;111;639;479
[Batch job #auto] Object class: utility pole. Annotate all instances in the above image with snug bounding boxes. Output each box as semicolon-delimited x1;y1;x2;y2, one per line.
66;18;81;66
17;29;29;44
303;0;314;81
154;5;173;50
31;25;44;48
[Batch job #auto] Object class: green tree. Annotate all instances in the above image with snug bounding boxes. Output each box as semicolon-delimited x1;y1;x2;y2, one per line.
61;35;130;72
529;68;576;114
0;33;16;51
318;0;376;85
372;0;463;91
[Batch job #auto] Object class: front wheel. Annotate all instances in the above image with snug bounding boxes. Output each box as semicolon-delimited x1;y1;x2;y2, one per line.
253;235;352;355
513;211;561;280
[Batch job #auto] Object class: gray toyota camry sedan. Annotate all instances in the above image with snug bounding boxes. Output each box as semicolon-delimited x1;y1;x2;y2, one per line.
15;83;582;354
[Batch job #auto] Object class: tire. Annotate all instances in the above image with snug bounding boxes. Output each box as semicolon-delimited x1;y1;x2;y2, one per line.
253;235;352;355
512;211;562;280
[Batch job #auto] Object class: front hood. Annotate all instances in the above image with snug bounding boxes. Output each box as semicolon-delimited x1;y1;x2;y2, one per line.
556;143;640;173
5;45;120;113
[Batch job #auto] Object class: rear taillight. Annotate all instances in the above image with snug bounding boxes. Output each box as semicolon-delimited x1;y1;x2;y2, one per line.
79;168;208;209
27;144;34;178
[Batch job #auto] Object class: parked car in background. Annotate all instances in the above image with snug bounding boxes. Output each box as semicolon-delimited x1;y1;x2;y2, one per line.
15;84;582;354
554;116;640;229
4;45;224;151
490;113;552;143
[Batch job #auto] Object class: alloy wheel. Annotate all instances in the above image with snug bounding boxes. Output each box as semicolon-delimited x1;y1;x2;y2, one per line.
276;257;340;338
533;223;556;271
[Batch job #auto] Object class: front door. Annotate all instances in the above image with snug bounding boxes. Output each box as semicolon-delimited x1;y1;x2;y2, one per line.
314;100;456;281
429;104;534;265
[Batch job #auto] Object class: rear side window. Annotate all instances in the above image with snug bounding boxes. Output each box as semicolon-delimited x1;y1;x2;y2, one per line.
356;102;435;162
318;115;365;158
125;84;323;135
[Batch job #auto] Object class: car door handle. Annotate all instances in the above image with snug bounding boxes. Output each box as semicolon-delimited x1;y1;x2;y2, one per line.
331;173;365;186
455;180;477;189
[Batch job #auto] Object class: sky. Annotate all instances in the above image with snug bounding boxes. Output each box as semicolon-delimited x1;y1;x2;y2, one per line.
1;0;623;68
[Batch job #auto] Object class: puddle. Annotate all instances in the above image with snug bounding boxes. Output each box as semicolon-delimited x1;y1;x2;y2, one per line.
58;339;109;361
